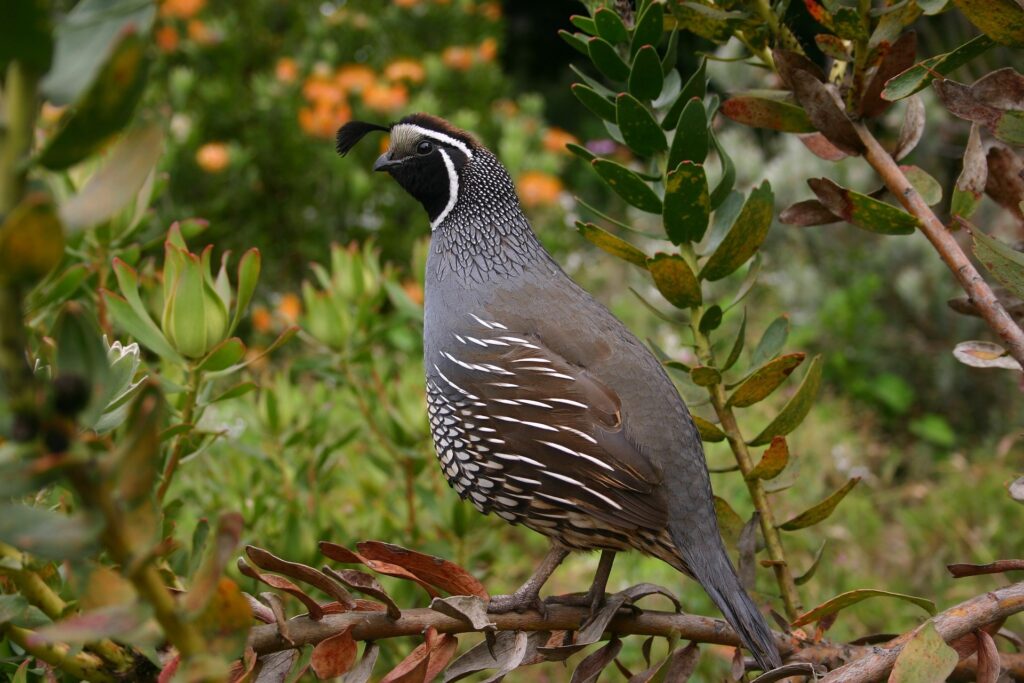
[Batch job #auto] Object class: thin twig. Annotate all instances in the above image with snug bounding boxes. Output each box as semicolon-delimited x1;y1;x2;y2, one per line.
854;123;1024;368
1;624;115;683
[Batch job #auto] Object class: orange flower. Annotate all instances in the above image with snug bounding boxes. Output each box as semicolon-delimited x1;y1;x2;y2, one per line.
492;99;519;117
517;171;564;207
394;0;420;6
302;75;343;106
384;59;426;84
362;82;408;113
40;102;66;125
187;19;217;45
299;101;352;139
160;0;205;18
478;37;498;62
276;293;302;325
196;142;230;173
251;305;272;333
335;64;375;93
480;2;502;21
155;25;179;53
275;57;299;84
402;280;424;306
441;46;474;71
543;127;578;154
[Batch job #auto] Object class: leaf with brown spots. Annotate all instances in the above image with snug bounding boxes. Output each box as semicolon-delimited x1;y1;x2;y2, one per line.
648;253;702;309
779;199;841;226
747;437;790;480
798;133;848;161
985;146;1024;221
970;67;1024;110
727;353;806;407
934;78;1024;144
720;92;815;132
889;622;958;682
788;70;864;155
807;177;918;235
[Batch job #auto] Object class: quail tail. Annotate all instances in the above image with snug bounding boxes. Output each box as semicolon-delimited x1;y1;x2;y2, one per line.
671;526;782;671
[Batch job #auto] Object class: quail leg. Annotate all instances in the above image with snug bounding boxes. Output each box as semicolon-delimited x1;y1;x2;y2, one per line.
488;544;570;614
583;550;615;617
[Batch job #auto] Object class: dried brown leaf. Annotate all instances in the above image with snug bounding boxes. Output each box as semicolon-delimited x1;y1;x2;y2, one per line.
985;146;1024;221
243;592;274;624
236;557;324;620
429;595;496;631
342;643;380;683
259;592;291;645
772;49;827;90
254;649;299;683
779;199;841;226
975;628;1001;683
663;642;700;681
321;566;401;620
310;628;357;679
789;70;864;155
570;638;623;683
246;546;356;609
750;663;825;682
381;628;458;683
947;559;1024;576
445;630;530;683
356;541;489;599
862;32;918;117
798;132;848;161
320;541;440;598
970;67;1024;110
895;95;926;160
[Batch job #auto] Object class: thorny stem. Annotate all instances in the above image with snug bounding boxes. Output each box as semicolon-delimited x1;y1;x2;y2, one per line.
156;366;202;503
854;123;1024;369
1;624;115;683
690;311;803;620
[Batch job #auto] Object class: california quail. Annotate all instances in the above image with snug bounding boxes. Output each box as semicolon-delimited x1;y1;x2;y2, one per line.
337;113;782;672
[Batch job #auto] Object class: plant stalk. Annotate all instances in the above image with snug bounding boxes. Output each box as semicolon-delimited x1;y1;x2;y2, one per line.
156;366;201;502
691;319;803;619
854;123;1024;369
0;62;37;213
1;624;116;683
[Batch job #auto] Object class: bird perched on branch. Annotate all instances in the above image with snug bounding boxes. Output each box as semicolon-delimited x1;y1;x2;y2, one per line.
336;113;782;672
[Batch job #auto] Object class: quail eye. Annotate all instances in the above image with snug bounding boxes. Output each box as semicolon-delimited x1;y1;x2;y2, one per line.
416;140;434;155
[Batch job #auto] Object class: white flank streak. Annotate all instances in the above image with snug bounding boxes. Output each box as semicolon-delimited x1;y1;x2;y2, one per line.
521;420;559;432
403;124;475;160
481;338;510;347
581;487;623;510
492;398;521;406
465;336;489;347
489;382;518;388
430;149;459;231
470;313;494;329
454;334;466;344
538;440;614;471
537;492;576;507
493;452;545;467
549;398;588;409
512;357;550;364
508;475;542;486
434;364;478;400
518;399;553;409
558;425;598;444
542;471;583;486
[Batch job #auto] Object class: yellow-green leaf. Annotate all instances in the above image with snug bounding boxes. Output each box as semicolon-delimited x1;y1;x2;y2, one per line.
664;162;710;244
0;193;64;285
971;226;1024;301
889;622;958;682
791;588;936;628
577;221;649;268
952;0;1024;46
727;353;806;407
746;436;789;480
748;354;823;446
592;159;663;213
701;181;774;281
648;252;701;308
693;415;725;442
714;496;745;547
778;477;860;531
691;366;721;386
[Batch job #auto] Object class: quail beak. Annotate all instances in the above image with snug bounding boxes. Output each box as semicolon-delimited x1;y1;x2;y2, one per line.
373;153;400;172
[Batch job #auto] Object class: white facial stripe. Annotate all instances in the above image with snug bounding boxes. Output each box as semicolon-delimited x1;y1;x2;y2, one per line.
431;148;459;231
401;124;474;159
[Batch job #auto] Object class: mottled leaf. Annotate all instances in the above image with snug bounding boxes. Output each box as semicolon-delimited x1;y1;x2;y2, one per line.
648;253;701;308
693;415;726;442
970;67;1024;110
792;588;935;628
673;1;746;43
882;35;995;101
951;0;1024;46
748;354;822;446
617;93;668;156
721;92;815;132
888;622;958;682
728;353;806;407
952;340;1022;370
788;70;864;155
935;78;1024;145
815;34;851;61
808;177;918;235
971;226;1024;300
576;221;648;268
592;159;663;213
746;437;790;480
985;146;1024;221
799;132;848;161
861;31;917;118
714;496;746;548
779;477;860;530
664;162;710;244
691;366;721;386
701;181;774;281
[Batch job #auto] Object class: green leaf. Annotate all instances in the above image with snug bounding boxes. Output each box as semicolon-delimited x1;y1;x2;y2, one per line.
807;178;918;235
672;1;745;43
970;226;1024;301
0;503;100;560
691;366;721;386
102;290;183;364
668;99;709;168
616;93;668;156
832;6;868;40
698;305;723;334
748;354;822;446
750;315;789;368
713;496;745;546
41;0;154;105
0;193;65;286
700;180;774;281
889;622;959;682
592;159;663;213
661;27;679;76
576;221;649;268
648;253;702;308
778;476;860;531
573;83;617;122
198;338;247;373
0;595;51;629
594;7;629;44
0;0;53;73
588;36;630;81
900;165;943;207
693;415;726;442
722;308;746;372
709;133;736;210
721;92;816;132
566;142;597;163
632;1;665;57
952;0;1024;46
791;588;936;628
629;45;664;100
746;437;789;480
663;60;706;132
113;383;163;504
664;162;711;245
882;35;995;101
795;541;827;585
559;30;591;56
38;29;151;170
727;353;806;407
231;248;261;334
570;14;598;35
59;124;164;231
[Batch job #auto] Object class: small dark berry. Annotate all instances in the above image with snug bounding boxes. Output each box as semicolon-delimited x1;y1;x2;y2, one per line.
43;427;70;454
52;374;91;416
10;412;40;442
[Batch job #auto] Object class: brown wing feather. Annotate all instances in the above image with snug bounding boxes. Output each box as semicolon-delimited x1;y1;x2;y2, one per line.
429;318;668;535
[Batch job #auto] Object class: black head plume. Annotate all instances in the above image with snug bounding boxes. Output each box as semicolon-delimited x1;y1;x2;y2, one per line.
336;120;391;156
